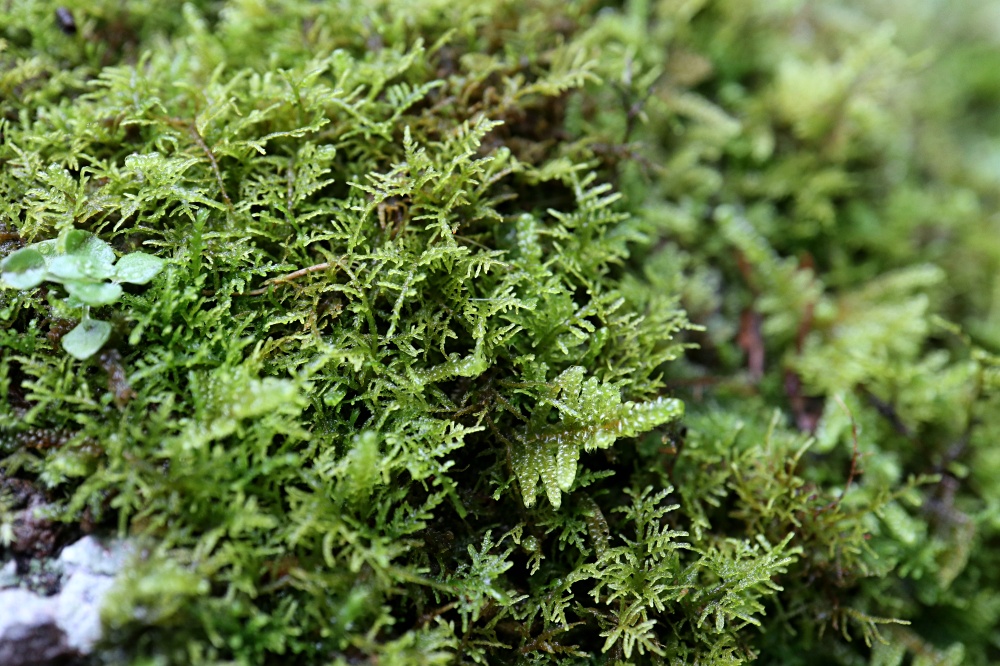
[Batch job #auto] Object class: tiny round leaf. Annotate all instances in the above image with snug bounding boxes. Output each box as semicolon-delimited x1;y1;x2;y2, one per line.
61;319;112;360
63;230;116;267
47;255;116;282
0;247;48;289
32;239;60;259
65;281;123;306
114;252;165;285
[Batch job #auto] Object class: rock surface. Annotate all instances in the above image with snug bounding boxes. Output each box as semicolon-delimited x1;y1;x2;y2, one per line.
0;536;132;665
0;589;69;666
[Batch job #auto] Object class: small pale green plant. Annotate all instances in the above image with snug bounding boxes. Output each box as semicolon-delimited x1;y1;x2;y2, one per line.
0;229;163;359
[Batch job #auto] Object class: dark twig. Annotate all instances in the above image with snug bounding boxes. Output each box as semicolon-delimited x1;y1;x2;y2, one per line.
245;260;345;296
416;601;459;628
664;427;686;487
187;123;232;210
162;116;232;209
198;259;347;298
824;394;861;513
860;387;913;439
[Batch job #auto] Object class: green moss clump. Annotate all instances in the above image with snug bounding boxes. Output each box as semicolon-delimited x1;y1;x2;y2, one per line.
2;1;999;664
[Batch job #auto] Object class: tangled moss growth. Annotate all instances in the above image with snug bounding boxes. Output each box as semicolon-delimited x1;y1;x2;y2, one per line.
2;0;1000;663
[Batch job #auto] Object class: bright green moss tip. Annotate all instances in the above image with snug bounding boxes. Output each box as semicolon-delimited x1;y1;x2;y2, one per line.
2;1;1000;665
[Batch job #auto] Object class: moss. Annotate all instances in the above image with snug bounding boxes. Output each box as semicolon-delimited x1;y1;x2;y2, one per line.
1;0;999;664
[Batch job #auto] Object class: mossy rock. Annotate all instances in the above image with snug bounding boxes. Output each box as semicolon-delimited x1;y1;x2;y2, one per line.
2;1;999;664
